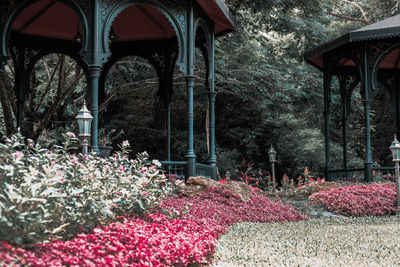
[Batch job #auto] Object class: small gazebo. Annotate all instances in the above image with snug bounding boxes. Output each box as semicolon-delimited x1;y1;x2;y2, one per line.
0;0;235;179
306;14;400;182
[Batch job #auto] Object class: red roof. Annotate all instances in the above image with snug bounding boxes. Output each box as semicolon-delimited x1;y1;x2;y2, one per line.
306;14;400;70
11;0;234;41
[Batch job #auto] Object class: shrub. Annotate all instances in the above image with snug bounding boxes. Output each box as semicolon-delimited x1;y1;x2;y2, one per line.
0;213;222;266
309;183;396;216
163;186;306;226
0;133;173;244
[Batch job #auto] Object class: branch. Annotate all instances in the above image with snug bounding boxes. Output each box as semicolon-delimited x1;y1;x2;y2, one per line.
99;77;158;112
327;12;369;24
33;69;84;140
342;0;369;23
33;59;60;114
57;54;65;94
41;57;51;80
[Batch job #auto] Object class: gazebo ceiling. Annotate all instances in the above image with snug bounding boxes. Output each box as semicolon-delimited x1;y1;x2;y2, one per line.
306;14;400;70
11;0;234;42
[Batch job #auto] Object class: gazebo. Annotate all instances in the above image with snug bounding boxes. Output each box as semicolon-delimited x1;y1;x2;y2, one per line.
0;0;235;180
306;14;400;182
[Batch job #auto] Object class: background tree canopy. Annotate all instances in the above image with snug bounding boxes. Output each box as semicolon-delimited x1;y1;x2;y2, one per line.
1;0;400;179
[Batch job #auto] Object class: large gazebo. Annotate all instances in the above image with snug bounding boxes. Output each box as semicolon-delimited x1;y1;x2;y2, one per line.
306;14;400;182
0;0;235;179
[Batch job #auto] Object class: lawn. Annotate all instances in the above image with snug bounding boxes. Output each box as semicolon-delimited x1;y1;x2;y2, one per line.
213;216;400;266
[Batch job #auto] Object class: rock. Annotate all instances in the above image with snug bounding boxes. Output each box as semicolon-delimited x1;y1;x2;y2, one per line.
175;176;253;202
311;182;341;194
175;176;220;197
320;211;345;218
222;180;252;202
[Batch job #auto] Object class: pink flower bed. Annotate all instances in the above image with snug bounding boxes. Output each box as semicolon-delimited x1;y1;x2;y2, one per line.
164;186;305;226
0;186;305;266
309;183;396;216
0;214;222;266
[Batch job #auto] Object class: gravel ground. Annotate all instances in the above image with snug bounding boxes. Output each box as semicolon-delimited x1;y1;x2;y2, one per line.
212;216;400;266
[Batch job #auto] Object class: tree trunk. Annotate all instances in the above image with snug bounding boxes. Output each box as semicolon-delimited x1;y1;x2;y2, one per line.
0;70;16;135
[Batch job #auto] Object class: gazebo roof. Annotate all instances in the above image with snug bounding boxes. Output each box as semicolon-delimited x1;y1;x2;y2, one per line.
11;0;235;42
306;14;400;70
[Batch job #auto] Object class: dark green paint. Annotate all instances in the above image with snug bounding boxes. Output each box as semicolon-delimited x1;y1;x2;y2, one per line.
362;44;373;182
207;28;217;179
184;0;196;178
323;56;331;181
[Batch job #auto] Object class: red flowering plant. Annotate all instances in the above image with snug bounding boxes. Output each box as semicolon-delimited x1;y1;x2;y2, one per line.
0;213;222;266
163;186;306;227
309;183;396;216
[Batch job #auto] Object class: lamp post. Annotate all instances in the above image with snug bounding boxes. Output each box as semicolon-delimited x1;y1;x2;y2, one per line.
268;145;277;183
389;134;400;214
225;170;231;181
75;101;93;155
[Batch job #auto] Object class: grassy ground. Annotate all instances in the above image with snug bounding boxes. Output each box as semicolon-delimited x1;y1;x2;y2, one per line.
212;216;400;266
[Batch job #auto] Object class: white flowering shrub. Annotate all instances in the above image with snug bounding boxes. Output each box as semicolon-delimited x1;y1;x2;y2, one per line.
0;133;173;245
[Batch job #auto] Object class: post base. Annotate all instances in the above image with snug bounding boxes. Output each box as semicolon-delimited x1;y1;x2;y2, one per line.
396;207;400;215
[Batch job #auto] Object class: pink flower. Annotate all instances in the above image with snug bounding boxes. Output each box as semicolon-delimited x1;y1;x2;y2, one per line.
122;140;130;147
13;151;24;160
27;139;34;147
66;132;76;138
141;191;148;196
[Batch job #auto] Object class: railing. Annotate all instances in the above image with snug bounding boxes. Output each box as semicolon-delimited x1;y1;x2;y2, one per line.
329;166;395;183
160;161;186;182
195;163;215;179
329;168;364;183
160;161;216;181
372;167;395;182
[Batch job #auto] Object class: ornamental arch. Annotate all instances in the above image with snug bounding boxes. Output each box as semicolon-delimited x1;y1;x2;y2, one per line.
1;0;88;60
0;0;235;180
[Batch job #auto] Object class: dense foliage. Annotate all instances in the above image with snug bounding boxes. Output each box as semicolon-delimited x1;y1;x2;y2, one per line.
309;183;396;216
164;186;305;226
1;1;400;178
0;133;173;244
0;214;222;266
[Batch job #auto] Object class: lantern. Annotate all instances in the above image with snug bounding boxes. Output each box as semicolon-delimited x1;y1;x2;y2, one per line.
75;101;93;154
390;135;400;162
268;145;277;163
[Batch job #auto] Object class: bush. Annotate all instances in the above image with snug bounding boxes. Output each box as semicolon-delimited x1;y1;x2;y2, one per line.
0;214;222;266
164;186;306;226
0;133;173;244
309;183;396;216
